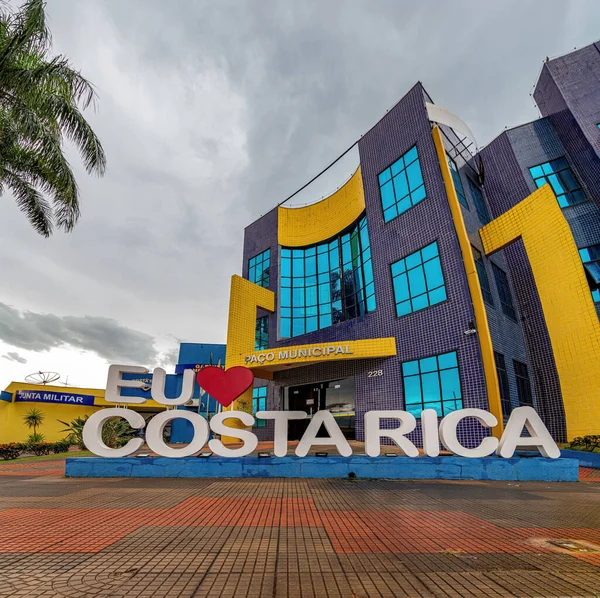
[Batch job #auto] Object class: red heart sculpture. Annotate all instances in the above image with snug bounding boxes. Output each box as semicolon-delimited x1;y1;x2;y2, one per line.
195;366;254;408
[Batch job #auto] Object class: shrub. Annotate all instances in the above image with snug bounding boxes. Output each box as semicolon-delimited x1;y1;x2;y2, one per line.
58;416;88;450
52;440;71;454
569;435;600;452
27;432;45;444
28;442;52;456
0;443;22;460
59;414;135;450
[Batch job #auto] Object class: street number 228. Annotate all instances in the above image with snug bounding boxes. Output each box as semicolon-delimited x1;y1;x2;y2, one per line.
367;370;383;377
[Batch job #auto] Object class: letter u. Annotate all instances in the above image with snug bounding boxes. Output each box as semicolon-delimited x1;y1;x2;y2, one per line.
151;368;194;406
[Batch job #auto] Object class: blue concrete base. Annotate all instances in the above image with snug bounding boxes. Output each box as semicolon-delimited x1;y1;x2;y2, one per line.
65;455;579;482
560;449;600;469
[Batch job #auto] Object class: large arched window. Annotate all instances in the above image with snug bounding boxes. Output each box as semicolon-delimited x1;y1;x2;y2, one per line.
279;216;375;338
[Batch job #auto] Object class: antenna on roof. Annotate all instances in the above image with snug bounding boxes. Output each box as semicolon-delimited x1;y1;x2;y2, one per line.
59;375;74;387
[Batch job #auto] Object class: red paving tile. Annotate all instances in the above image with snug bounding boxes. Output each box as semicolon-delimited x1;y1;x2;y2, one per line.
580;466;600;481
0;459;66;476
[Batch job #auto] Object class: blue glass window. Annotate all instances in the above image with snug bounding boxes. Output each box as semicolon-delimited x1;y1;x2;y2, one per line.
391;242;446;317
252;387;267;428
255;316;268;351
402;351;463;418
579;245;600;304
279;216;375;338
448;155;468;209
494;352;512;419
529;158;586;208
378;146;426;222
248;249;270;288
492;264;517;321
467;179;490;224
514;361;533;407
472;247;493;306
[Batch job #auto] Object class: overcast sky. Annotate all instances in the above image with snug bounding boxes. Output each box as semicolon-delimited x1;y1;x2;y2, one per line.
0;0;598;390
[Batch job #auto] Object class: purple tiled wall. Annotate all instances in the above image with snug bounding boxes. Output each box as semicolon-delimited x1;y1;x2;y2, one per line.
241;45;600;447
534;45;600;211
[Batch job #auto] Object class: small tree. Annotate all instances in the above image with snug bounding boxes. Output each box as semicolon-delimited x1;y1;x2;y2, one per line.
23;407;44;436
58;415;88;449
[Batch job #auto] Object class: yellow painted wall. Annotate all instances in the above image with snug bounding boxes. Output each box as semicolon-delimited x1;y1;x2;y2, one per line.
278;167;366;247
0;400;101;443
480;183;600;439
0;382;165;444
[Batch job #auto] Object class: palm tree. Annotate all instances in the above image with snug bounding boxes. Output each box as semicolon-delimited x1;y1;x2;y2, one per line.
23;407;44;435
0;0;106;236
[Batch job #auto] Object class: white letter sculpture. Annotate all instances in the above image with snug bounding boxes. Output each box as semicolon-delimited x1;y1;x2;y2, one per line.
146;410;209;458
82;408;145;457
208;411;259;457
439;408;499;457
295;411;352;457
364;410;419;457
151;367;195;406
421;409;441;457
105;364;149;404
497;406;560;458
256;411;307;457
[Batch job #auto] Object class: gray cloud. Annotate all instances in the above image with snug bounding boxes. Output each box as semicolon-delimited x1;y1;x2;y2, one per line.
2;351;27;364
0;302;158;364
158;347;180;370
0;1;598;387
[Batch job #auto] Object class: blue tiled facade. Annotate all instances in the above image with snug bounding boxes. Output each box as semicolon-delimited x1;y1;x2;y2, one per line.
241;44;600;446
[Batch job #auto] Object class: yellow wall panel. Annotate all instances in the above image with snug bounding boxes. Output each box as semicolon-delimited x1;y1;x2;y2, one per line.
278;167;366;247
431;126;503;437
0;400;100;443
480;183;600;439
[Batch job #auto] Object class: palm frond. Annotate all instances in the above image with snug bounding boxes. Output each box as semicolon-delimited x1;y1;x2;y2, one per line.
0;0;105;235
43;94;106;175
3;167;52;235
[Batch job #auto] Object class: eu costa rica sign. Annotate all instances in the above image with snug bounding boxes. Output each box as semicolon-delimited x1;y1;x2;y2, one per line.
82;364;561;461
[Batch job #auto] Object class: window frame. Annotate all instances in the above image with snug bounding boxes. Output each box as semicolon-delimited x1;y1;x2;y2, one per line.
447;154;469;209
491;262;518;322
400;349;464;419
579;244;600;304
255;315;269;351
377;145;427;223
513;360;534;407
389;239;448;319
252;386;268;428
472;246;494;307
466;177;491;224
278;214;375;339
248;249;271;288
494;351;512;419
528;157;587;208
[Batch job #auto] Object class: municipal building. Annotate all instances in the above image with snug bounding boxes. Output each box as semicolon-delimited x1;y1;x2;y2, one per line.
232;42;600;447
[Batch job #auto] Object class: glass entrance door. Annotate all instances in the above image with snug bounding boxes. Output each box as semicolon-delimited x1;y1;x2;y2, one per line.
286;377;355;441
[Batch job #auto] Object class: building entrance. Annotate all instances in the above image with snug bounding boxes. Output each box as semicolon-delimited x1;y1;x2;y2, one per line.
286;377;355;441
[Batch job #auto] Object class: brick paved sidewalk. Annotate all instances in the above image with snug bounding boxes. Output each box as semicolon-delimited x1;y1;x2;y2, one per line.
0;458;599;597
